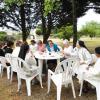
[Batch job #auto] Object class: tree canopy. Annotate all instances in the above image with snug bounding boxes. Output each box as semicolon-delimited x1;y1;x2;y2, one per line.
79;21;100;38
0;0;100;42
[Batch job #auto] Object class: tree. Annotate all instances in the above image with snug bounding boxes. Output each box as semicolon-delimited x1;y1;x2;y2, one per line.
79;21;100;39
1;0;41;41
0;31;7;41
57;26;73;41
72;0;77;47
1;0;91;43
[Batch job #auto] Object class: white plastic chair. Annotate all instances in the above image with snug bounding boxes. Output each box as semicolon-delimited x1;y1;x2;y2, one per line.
6;54;19;82
0;56;11;79
79;73;100;100
47;57;79;100
17;57;43;96
5;53;12;80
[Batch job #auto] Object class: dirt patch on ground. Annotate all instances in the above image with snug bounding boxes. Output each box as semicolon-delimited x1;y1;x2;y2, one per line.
0;70;96;100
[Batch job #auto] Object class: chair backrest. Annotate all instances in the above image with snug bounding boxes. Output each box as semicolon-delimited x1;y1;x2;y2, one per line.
5;53;12;64
0;56;7;67
17;57;37;78
55;57;80;73
55;57;80;83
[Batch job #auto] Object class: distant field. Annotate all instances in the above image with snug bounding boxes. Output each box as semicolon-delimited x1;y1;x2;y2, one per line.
49;37;100;53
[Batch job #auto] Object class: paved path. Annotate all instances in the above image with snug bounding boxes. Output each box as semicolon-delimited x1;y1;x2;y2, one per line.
0;71;96;100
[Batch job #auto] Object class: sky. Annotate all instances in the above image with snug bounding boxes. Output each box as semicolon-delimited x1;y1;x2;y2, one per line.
77;9;100;30
0;9;100;33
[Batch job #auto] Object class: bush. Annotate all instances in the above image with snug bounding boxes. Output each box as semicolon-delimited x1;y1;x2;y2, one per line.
0;31;7;41
35;28;42;35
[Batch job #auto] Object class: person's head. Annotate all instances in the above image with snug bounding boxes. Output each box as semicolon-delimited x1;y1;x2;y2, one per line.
30;40;36;45
76;40;87;49
7;41;14;48
48;40;53;47
63;39;69;47
37;40;42;46
16;40;22;47
95;47;100;58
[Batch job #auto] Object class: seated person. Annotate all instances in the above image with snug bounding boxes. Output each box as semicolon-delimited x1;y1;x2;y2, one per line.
77;46;100;92
29;39;37;53
36;40;46;52
46;40;60;52
12;41;22;57
18;41;29;60
0;42;5;57
75;40;93;74
62;39;73;58
46;40;60;70
5;41;14;54
83;46;100;77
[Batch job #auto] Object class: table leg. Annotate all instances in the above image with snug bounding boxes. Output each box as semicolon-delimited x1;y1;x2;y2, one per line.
38;59;43;76
57;59;60;66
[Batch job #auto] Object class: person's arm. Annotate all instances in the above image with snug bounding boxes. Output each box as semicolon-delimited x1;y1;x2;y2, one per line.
84;49;93;65
70;47;78;56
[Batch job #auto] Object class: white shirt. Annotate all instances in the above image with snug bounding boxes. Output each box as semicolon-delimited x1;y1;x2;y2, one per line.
84;58;100;78
64;46;73;55
29;44;37;53
76;47;93;65
12;47;20;57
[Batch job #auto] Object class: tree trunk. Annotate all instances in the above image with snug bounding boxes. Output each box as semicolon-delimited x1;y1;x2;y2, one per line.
43;13;52;43
20;4;27;42
41;11;46;43
72;0;77;47
40;0;47;44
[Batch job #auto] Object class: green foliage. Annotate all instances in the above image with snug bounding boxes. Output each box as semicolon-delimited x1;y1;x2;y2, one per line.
4;0;24;5
44;0;61;16
4;35;15;42
0;31;7;41
57;26;73;41
79;21;100;38
35;28;42;35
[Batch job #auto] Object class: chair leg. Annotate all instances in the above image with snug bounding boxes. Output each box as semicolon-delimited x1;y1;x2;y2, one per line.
7;66;11;79
47;72;51;94
96;86;100;100
79;79;84;96
17;77;21;92
57;86;62;100
26;79;31;96
10;69;13;83
0;64;1;74
0;64;3;77
39;73;43;88
71;79;76;98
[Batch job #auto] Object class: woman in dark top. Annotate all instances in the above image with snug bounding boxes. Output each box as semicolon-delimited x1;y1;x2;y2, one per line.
5;41;14;54
18;41;29;60
0;42;5;56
